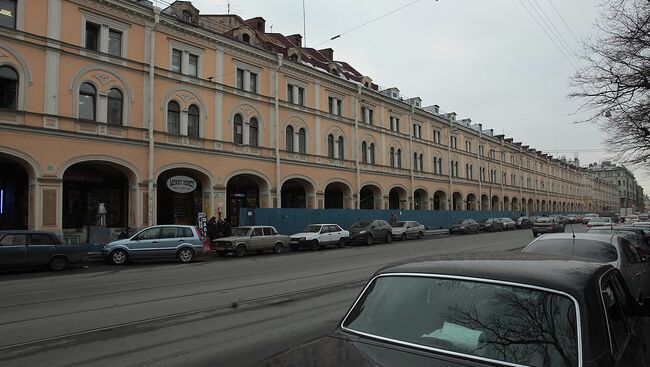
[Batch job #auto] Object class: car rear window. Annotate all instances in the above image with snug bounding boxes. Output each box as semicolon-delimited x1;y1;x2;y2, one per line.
535;217;553;223
263;227;274;236
343;275;578;367
179;227;193;238
525;239;618;263
0;234;27;246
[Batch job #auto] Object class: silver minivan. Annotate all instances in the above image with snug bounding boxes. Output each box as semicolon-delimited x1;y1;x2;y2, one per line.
103;225;210;265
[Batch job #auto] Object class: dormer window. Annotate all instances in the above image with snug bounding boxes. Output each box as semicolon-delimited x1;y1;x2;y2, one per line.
182;10;194;24
242;33;251;44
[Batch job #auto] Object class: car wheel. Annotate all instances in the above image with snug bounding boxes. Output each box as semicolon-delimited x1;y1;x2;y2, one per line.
273;243;283;254
385;233;392;243
401;233;407;241
49;256;68;271
417;231;424;239
177;248;194;263
235;244;247;257
366;235;374;246
310;240;320;251
110;249;128;265
338;238;346;248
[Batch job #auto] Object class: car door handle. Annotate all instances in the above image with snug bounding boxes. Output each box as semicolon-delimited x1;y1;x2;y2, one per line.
178;239;184;242
152;241;159;244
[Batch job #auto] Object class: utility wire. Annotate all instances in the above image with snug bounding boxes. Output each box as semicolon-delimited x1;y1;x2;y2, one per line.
528;0;582;67
546;0;581;45
314;0;427;48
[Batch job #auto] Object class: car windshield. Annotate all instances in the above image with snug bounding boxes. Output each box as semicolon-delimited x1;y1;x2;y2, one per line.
536;217;553;223
589;217;610;223
231;227;252;237
524;239;618;263
351;221;372;229
453;219;464;225
302;225;322;233
392;221;407;228
343;275;578;367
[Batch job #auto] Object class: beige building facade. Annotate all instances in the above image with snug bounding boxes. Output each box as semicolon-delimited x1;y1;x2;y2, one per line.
0;0;618;236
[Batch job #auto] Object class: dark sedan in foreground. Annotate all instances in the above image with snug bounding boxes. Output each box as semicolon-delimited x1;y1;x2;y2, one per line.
262;252;650;367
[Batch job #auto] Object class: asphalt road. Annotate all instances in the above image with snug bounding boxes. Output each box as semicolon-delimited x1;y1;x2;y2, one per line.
0;227;563;367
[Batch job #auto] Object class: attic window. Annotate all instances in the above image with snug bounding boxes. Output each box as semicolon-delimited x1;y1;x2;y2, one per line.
330;68;339;76
182;10;194;24
242;33;250;44
288;53;298;62
364;81;369;87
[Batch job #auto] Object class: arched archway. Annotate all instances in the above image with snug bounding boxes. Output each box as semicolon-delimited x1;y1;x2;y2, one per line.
481;194;489;211
156;167;211;225
452;192;463;211
433;190;447;210
389;186;408;210
512;197;520;212
324;181;352;209
466;193;477;211
360;184;382;209
226;173;270;226
281;177;316;208
0;154;33;230
503;196;510;211
413;188;429;210
528;199;534;214
541;200;547;213
63;162;134;230
491;195;500;211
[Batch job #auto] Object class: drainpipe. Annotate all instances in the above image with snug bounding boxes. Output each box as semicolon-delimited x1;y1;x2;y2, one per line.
274;54;283;208
447;118;453;210
147;7;160;226
408;104;415;210
477;127;482;210
355;84;361;209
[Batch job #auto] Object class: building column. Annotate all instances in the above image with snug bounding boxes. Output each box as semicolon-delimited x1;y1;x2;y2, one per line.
97;92;108;123
181;51;190;75
99;25;110;54
243;70;251;91
316;191;324;209
39;177;62;233
180;108;189;136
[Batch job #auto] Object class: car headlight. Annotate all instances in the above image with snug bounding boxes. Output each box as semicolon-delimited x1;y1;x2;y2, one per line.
359;230;367;234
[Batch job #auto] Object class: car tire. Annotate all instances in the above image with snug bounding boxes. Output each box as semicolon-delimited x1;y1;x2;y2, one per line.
310;240;320;251
366;235;374;246
110;249;128;265
49;256;68;271
177;248;194;263
401;233;407;241
235;244;247;257
385;233;392;243
273;243;283;254
338;238;346;248
417;231;424;239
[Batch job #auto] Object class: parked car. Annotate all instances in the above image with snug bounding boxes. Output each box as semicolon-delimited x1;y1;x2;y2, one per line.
532;216;564;237
497;217;516;230
391;221;425;240
586;226;649;257
598;211;620;223
103;225;210;264
586;216;614;228
213;226;289;257
625;215;640;224
515;216;533;229
478;218;501;232
0;230;88;271
582;213;599;224
262;252;650;367
348;220;392;245
289;224;349;251
566;214;578;223
449;219;479;234
523;233;650;305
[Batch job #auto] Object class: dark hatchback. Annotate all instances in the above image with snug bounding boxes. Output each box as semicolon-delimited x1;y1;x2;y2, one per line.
262;252;650;366
348;220;392;245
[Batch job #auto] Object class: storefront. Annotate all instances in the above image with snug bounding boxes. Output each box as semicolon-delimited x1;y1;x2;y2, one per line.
0;157;28;230
157;169;203;225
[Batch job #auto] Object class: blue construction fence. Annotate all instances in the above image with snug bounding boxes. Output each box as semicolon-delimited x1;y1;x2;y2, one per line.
238;208;558;235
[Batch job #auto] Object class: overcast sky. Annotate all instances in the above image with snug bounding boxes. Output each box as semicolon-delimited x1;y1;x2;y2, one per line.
185;0;648;193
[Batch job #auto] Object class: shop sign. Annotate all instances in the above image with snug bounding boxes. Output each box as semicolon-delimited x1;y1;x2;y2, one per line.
167;176;196;193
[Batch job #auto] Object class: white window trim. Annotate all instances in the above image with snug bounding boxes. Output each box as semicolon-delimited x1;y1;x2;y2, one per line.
285;77;307;105
80;10;129;57
168;39;205;78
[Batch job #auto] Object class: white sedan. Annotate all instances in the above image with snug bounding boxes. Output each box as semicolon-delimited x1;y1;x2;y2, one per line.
289;224;349;251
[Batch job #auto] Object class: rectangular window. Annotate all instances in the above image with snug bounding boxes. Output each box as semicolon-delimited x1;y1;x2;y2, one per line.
236;68;245;89
297;87;304;106
479;145;484;157
413;124;421;139
465;140;472;153
336;99;342;116
433;130;440;144
172;49;182;73
328;97;334;114
85;22;100;51
390;117;400;132
450;136;457;149
108;29;122;57
287;84;294;103
249;72;258;93
0;0;16;29
188;54;198;77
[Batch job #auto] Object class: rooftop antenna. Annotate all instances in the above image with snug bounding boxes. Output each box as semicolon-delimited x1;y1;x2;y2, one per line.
302;0;307;47
227;0;231;14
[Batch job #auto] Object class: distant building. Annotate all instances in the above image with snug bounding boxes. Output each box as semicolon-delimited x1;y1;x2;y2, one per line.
588;161;641;210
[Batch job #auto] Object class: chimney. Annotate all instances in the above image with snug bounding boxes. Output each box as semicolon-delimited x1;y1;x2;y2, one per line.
319;48;334;61
286;34;303;47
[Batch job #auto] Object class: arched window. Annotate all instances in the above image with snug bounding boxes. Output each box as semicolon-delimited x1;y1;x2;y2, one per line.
298;128;306;154
396;149;402;169
188;104;200;138
337;136;344;159
249;117;259;147
286;125;294;151
79;82;96;121
107;88;123;126
242;33;251;44
369;143;375;165
419;154;423;171
361;142;367;163
327;134;334;158
233;113;243;144
390;147;395;167
0;66;18;110
413;153;418;171
167;101;180;134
